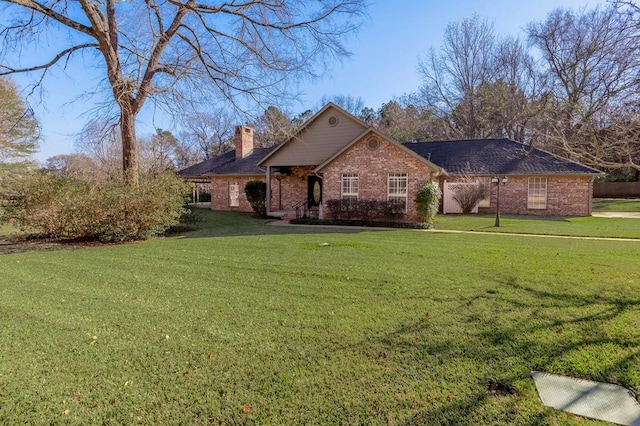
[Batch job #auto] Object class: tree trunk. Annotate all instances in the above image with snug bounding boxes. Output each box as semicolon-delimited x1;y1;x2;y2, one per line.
120;104;139;186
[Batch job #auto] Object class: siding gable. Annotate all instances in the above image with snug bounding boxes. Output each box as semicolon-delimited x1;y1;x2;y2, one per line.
260;105;367;167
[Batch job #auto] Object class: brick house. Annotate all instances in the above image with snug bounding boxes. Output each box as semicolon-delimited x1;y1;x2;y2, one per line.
179;103;603;220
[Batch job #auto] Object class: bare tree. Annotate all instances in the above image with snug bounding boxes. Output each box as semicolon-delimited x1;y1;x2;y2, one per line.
318;94;366;116
527;5;640;173
418;15;498;139
253;105;294;147
0;0;367;184
139;129;181;172
74;118;122;178
376;98;448;142
44;153;98;180
291;109;314;129
418;16;542;142
179;108;235;159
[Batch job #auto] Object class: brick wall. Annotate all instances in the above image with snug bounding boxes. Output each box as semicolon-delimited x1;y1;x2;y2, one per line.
268;166;313;211
321;134;434;222
211;176;263;213
470;176;593;216
234;126;254;159
209;168;312;213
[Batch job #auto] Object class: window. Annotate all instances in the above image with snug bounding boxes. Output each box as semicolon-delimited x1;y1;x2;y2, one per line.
528;177;547;209
388;173;408;211
229;182;240;207
341;174;359;204
477;177;491;207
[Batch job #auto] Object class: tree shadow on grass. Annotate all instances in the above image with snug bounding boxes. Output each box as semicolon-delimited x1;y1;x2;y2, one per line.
354;278;640;424
0;234;113;255
0;210;382;254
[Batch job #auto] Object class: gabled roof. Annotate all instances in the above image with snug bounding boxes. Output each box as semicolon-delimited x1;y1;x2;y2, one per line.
257;102;369;167
314;128;446;175
406;139;603;176
178;147;276;177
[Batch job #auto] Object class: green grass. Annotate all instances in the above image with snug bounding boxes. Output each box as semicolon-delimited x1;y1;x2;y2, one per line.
593;198;640;212
1;210;639;424
433;214;639;239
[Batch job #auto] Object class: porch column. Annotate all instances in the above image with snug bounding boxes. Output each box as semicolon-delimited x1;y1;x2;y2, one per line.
266;166;272;215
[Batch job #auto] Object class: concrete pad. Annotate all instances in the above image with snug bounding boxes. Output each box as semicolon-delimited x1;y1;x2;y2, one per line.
592;212;640;218
532;371;640;425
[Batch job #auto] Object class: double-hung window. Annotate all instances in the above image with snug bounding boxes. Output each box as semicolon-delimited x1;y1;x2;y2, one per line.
229;182;240;207
341;174;359;205
388;173;408;212
528;177;547;209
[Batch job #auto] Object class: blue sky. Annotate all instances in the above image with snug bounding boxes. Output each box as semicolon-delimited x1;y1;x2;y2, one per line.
8;0;600;162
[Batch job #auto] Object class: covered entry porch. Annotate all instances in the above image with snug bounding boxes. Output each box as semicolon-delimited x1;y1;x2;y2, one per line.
265;165;323;219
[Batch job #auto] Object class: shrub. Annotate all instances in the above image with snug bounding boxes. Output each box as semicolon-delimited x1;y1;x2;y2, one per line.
415;181;441;225
244;180;267;216
324;199;406;221
451;181;490;214
5;171;190;241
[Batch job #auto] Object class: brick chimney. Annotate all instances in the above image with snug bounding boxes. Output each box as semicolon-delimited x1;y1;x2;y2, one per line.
235;125;254;159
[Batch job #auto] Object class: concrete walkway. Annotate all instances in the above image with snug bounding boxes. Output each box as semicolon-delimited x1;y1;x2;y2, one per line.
592;212;640;218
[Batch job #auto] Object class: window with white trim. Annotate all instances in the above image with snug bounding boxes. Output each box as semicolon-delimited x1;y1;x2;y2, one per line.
388;173;408;212
341;173;359;203
528;177;547;209
229;182;240;207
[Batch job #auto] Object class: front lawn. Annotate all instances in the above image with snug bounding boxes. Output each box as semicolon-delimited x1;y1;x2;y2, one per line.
433;214;639;239
1;210;639;424
593;198;640;212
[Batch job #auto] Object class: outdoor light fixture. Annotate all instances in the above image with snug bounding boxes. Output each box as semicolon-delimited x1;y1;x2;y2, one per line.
493;175;508;227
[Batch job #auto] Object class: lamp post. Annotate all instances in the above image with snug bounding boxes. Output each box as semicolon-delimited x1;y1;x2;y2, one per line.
492;175;508;227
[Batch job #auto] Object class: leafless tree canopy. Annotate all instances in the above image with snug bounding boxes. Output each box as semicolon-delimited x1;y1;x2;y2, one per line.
0;0;367;181
417;15;542;142
527;4;640;172
252;105;294;148
408;5;640;175
44;153;99;180
317;94;366;117
178;108;236;160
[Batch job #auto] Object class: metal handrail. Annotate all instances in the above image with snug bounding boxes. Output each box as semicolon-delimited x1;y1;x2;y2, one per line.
292;199;307;219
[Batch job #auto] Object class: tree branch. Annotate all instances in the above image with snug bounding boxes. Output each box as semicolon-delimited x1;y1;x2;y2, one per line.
0;43;99;75
2;0;94;36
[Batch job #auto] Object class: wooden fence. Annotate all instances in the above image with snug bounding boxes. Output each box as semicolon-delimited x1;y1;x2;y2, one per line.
593;182;640;198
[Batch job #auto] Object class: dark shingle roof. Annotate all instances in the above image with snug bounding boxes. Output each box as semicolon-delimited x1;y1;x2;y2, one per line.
406;139;602;175
180;139;602;178
178;147;276;177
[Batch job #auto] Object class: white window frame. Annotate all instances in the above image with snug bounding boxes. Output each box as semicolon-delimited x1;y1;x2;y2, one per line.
528;177;547;209
341;173;359;203
229;182;240;207
387;173;408;212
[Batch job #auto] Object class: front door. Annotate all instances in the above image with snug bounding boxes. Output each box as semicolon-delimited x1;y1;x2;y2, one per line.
307;176;322;209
